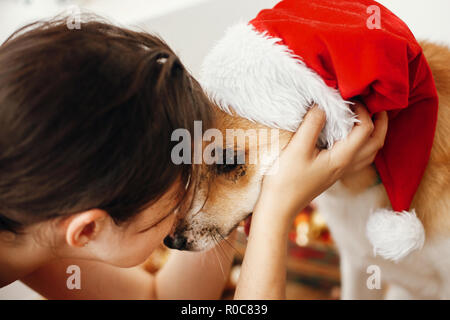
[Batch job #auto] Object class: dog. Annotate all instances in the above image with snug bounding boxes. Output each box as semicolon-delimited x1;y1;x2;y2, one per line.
165;39;450;299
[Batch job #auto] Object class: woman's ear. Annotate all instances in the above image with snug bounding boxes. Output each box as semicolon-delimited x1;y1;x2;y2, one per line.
65;209;108;247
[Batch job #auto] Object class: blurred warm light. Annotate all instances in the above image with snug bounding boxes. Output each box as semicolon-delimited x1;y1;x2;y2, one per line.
311;211;327;228
295;221;309;246
229;265;241;287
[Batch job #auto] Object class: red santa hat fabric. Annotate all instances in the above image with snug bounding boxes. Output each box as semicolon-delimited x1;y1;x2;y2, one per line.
200;0;438;260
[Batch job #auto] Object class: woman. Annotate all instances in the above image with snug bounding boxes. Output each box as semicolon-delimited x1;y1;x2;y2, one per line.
0;17;387;299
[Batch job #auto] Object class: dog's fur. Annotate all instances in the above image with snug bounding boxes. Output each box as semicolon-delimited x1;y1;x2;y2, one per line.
171;41;450;299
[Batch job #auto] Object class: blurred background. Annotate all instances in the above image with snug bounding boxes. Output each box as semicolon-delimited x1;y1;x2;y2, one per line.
0;0;449;300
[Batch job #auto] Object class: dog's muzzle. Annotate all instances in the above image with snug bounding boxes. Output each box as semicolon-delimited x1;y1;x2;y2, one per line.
163;234;188;250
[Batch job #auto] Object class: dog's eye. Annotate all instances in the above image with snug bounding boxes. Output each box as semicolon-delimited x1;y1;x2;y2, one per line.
216;162;239;174
215;148;244;174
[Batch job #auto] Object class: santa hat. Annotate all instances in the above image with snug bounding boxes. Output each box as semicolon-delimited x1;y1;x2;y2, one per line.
200;0;438;261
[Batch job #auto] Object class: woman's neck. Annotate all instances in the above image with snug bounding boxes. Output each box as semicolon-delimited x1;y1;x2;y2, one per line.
0;233;54;288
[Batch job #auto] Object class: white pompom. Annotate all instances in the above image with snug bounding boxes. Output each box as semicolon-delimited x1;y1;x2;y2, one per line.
366;209;425;262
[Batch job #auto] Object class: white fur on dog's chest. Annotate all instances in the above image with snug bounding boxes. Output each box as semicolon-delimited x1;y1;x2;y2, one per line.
315;182;385;255
315;183;442;299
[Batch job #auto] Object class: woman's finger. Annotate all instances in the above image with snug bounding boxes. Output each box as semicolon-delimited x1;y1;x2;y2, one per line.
349;111;389;161
290;105;326;155
348;154;377;173
369;111;388;149
331;103;374;162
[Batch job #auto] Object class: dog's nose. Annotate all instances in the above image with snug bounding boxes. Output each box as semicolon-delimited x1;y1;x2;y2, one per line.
163;235;187;250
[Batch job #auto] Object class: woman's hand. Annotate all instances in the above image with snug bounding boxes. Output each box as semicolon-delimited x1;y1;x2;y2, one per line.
259;102;388;222
235;102;388;300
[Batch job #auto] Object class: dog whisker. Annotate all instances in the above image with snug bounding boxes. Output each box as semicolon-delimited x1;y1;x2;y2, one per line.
217;230;242;259
213;233;233;264
211;234;227;281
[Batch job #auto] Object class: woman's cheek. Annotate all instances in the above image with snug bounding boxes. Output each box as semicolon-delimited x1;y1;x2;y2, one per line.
134;213;177;263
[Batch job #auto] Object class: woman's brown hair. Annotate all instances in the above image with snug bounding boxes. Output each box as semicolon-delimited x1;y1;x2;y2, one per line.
0;15;212;233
